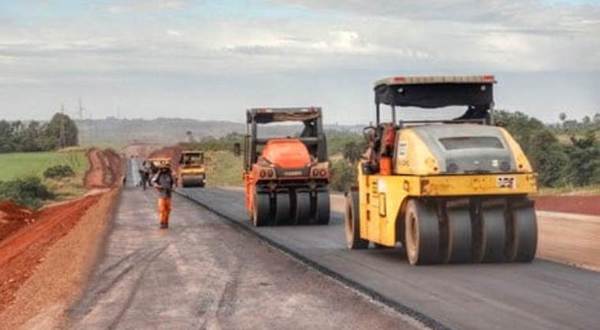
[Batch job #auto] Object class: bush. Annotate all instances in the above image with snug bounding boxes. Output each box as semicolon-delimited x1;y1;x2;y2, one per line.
330;160;357;192
528;130;568;187
0;176;54;209
43;164;75;179
563;131;600;186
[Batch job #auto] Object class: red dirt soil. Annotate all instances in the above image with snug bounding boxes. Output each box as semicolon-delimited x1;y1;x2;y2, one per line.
0;195;101;310
149;146;181;167
0;148;123;312
0;202;34;243
84;148;123;189
535;195;600;215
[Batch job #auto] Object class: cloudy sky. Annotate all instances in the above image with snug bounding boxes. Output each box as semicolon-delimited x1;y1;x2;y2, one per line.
0;0;599;124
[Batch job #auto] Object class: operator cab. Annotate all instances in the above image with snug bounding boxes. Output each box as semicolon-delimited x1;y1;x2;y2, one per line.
364;75;501;175
179;151;204;168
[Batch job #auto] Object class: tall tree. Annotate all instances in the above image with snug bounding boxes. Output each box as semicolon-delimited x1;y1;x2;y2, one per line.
46;113;79;148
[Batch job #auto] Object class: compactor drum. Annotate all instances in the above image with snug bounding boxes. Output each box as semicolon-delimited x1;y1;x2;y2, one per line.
344;75;538;265
243;107;330;226
178;151;206;188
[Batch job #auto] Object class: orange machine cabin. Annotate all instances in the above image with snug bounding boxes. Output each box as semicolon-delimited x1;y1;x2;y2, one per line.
261;139;311;168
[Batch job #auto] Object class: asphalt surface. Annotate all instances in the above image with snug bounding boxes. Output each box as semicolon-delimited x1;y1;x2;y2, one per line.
68;161;419;329
177;187;600;330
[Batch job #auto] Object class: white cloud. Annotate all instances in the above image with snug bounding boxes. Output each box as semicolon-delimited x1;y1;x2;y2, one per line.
107;0;189;14
0;1;598;122
166;29;183;37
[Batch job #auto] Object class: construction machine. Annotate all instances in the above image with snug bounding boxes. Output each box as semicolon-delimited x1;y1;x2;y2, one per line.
244;107;330;226
148;157;170;175
178;150;206;187
345;75;538;265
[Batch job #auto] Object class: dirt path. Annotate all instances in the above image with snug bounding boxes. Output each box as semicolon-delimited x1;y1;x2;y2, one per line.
69;164;421;329
537;212;600;271
84;148;122;189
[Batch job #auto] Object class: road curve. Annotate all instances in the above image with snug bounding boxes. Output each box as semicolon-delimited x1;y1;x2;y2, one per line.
177;187;600;330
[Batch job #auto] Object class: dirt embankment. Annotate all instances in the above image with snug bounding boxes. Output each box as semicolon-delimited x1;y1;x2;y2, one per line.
0;148;124;328
535;195;600;215
0;202;34;244
148;146;181;168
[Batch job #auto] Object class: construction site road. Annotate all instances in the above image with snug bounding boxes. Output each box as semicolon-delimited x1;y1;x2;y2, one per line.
67;160;419;329
176;187;600;330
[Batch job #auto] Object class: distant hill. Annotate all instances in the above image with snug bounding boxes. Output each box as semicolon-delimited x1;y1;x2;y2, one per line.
76;117;362;145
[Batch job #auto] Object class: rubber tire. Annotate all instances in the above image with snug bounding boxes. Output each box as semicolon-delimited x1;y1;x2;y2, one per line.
294;191;311;225
405;199;440;265
253;192;271;227
479;206;507;263
507;206;537;262
444;207;472;263
274;192;291;225
315;190;330;225
344;191;368;249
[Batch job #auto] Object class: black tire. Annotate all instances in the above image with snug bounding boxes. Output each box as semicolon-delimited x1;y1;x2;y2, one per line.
294;191;311;225
315;190;330;225
507;205;537;262
405;199;440;265
478;206;507;263
444;207;472;263
274;192;291;225
253;192;271;227
344;191;368;249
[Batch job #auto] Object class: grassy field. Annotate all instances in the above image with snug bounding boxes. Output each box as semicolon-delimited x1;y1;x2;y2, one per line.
0;151;89;199
204;151;243;187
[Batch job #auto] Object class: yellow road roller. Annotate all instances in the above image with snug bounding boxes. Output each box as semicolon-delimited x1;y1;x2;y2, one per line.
344;75;538;265
178;150;206;187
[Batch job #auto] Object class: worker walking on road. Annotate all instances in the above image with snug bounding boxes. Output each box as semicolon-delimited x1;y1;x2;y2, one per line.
151;160;176;229
139;160;152;190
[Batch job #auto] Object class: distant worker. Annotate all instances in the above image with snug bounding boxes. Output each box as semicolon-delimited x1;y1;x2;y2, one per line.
138;161;151;190
151;161;176;229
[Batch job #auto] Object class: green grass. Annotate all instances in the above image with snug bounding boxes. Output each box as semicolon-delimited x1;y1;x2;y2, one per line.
0;151;89;200
205;151;243;187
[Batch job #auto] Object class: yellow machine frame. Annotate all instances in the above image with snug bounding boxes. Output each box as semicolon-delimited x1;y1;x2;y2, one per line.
356;127;538;247
178;151;206;187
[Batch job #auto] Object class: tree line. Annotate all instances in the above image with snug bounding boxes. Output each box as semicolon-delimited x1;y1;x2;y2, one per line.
495;110;600;188
175;110;600;191
330;110;600;191
0;113;79;153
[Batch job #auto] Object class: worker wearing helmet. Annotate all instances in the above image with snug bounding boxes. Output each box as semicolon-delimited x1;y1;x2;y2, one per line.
151;160;176;229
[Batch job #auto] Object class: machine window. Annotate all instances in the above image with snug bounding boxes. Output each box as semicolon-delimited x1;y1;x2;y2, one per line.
438;136;504;150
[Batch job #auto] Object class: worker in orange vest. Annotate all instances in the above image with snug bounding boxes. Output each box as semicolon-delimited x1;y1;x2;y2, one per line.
151;160;176;229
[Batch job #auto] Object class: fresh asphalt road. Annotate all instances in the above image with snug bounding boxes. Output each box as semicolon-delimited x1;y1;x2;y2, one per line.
177;187;600;330
68;161;419;329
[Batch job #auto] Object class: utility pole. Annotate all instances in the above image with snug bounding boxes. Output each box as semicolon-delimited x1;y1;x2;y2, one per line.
78;97;85;120
59;104;66;149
